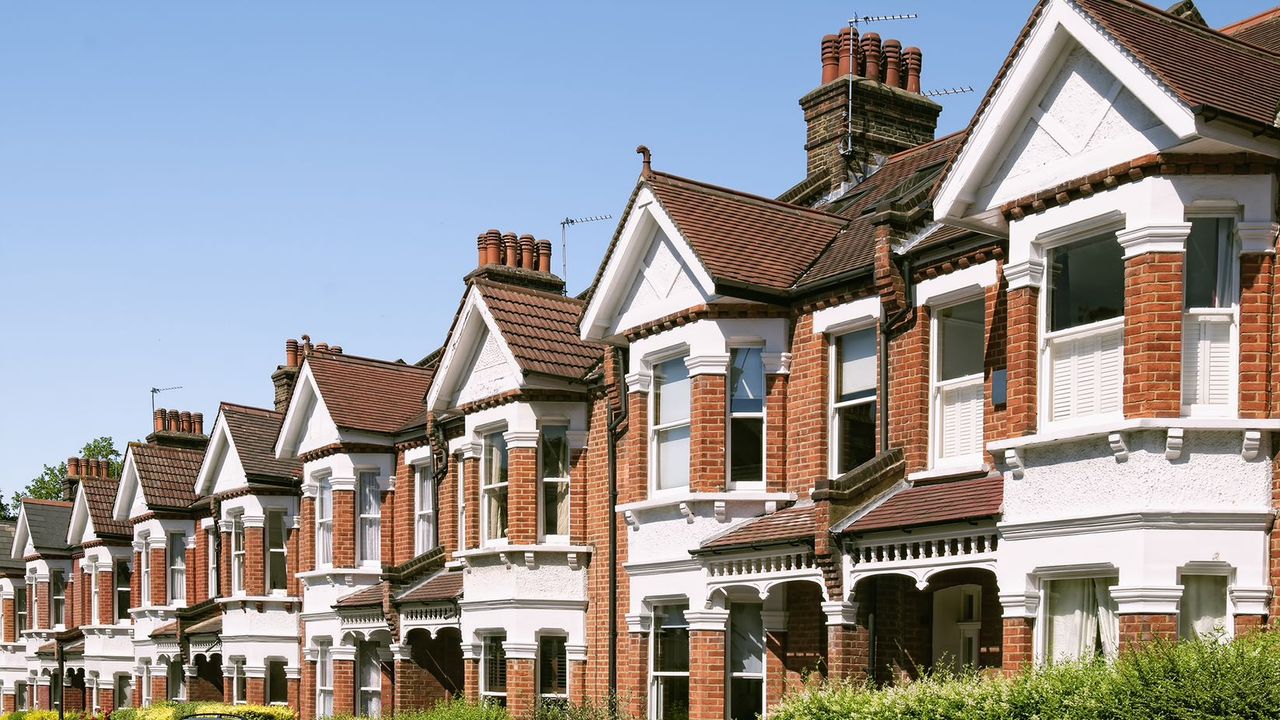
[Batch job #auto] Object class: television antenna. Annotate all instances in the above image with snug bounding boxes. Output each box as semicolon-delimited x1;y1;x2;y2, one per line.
923;86;974;97
150;385;182;415
843;12;918;182
560;214;613;292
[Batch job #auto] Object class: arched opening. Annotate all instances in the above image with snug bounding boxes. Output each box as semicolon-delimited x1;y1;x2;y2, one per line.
190;653;223;702
401;627;464;708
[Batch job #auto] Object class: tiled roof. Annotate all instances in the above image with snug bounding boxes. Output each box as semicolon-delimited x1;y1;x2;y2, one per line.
221;403;301;481
647;171;849;293
473;280;601;381
396;569;463;604
335;584;384;608
909;223;984;255
22;500;73;555
81;477;129;538
186;615;222;635
307;353;434;434
699;504;816;551
131;443;204;510
150;621;179;638
0;521;22;571
842;475;1003;534
1221;7;1280;52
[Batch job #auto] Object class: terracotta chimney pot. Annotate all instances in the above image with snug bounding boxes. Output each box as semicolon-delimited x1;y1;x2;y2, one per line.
316;342;329;353
502;232;519;267
154;409;165;433
331;346;343;354
67;458;80;477
904;47;923;94
485;230;503;265
837;27;853;77
193;412;204;436
863;33;882;83
536;239;552;274
180;410;193;434
821;34;839;83
476;233;488;268
167;409;180;433
285;338;299;369
883;39;902;88
519;235;536;270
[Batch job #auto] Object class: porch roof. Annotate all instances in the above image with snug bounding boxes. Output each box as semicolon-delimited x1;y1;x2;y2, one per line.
842;474;1003;535
396;569;463;604
696;503;815;553
150;621;179;638
335;584;384;609
186;615;222;635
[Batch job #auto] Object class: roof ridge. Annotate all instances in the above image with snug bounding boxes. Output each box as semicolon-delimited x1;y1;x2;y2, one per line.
881;129;965;163
472;278;586;306
1079;0;1280;60
649;171;847;223
308;352;433;373
220;401;281;417
1220;5;1280;34
23;499;72;508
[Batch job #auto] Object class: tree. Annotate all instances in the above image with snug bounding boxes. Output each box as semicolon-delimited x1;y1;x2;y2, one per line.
2;437;123;519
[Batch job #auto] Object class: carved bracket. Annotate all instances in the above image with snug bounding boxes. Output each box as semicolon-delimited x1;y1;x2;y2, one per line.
1004;448;1025;479
567;552;582;571
1242;430;1262;461
714;500;727;523
678;502;694;523
498;552;512;570
523;551;537;570
1107;432;1128;462
623;510;639;531
1165;427;1185;461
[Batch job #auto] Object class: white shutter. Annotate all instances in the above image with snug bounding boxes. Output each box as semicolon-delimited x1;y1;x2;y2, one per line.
1183;314;1233;407
939;380;983;459
1050;323;1123;422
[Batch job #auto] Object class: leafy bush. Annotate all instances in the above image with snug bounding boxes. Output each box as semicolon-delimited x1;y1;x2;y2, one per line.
332;699;511;720
107;703;293;720
4;712;91;720
772;631;1280;720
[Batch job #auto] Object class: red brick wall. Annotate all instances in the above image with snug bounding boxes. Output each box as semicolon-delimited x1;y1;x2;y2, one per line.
889;310;928;473
1119;613;1177;651
1235;614;1266;635
439;459;458;559
396;633;464;711
99;570;114;624
1273;456;1280;623
2;597;13;642
151;675;167;706
300;497;316;574
506;658;535;716
244;526;265;596
332;659;354;716
1005;286;1039;436
984;270;1011;453
463;658;479;702
1238;253;1273;418
688;631;725;720
385;455;404;566
765;374;789;493
786;313;828;494
827;623;869;683
300;658;315;720
132;551;142;608
37;683;50;710
149;547;166;605
690;374;727;492
463;458;480;551
97;686;114;717
1002;617;1034;674
190;658;224;702
1123;252;1184;417
569;447;587;546
192;528;207;603
3;691;14;712
36;581;49;629
220;531;233;596
507;447;539;545
784;582;826;689
246;677;265;705
332;490;356;568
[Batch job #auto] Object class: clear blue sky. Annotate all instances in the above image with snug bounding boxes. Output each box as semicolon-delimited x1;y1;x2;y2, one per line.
0;1;1270;494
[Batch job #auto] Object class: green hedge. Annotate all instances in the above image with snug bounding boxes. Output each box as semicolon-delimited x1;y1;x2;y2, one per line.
330;697;629;720
109;703;295;720
771;630;1280;720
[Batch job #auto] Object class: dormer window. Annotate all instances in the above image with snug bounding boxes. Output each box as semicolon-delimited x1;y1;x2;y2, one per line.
831;328;876;476
1182;218;1238;414
482;432;510;545
1045;233;1124;423
652;356;691;492
729;348;765;487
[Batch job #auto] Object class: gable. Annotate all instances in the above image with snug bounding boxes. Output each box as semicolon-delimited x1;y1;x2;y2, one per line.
454;327;519;406
112;451;142;522
67;485;95;546
195;417;247;497
614;227;707;335
427;287;523;412
275;364;341;458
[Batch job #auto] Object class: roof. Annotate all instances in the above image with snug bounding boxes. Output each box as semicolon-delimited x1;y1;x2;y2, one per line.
186;615;222;635
0;521;23;571
645;171;849;293
307;353;434;434
81;477;129;538
396;569;464;604
22;500;73;555
150;621;179;638
1221;7;1280;52
220;403;301;481
473;280;601;381
131;443;204;510
841;474;1003;534
699;503;815;552
335;584;384;608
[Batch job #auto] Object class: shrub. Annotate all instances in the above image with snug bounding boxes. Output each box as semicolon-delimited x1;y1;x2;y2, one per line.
333;699;510;720
108;703;293;720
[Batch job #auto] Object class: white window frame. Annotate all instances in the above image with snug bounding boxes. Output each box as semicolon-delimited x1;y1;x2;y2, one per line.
265;658;288;706
1034;570;1120;664
649;602;690;720
139;533;151;606
230;658;246;705
456;452;467;552
1181;215;1240;417
727;344;767;490
51;569;65;627
166;657;184;701
315;640;333;718
207;527;217;599
537;634;568;704
357;470;382;565
168;532;186;604
480;634;507;707
231;515;246;595
15;581;26;634
727;602;766;720
481;430;510;547
316;473;333;568
649;352;692;495
414;462;436;555
929;295;987;470
267;510;288;594
14;681;26;710
538;426;571;544
89;564;99;625
1177;563;1234;641
357;641;382;716
828;324;878;478
141;663;152;707
113;675;129;712
114;559;130;622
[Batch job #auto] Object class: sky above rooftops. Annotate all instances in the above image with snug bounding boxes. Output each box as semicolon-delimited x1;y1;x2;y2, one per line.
0;0;1272;493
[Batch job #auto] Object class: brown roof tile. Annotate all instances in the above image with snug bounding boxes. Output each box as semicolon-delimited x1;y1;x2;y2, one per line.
699;504;816;551
335;584;384;608
1221;7;1280;52
396;569;463;604
150;621;179;638
81;477;129;538
186;615;222;635
842;475;1003;534
131;443;204;510
307;353;434;434
473;281;601;381
221;403;301;482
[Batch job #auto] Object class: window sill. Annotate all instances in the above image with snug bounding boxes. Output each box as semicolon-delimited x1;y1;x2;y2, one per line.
909;461;990;483
990;417;1280;453
218;595;301;606
297;568;383;586
615;491;796;514
455;544;592;571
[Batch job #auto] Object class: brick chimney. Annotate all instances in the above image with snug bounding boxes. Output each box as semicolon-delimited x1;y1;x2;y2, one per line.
147;407;209;450
466;230;567;294
64;454;116;501
795;24;941;202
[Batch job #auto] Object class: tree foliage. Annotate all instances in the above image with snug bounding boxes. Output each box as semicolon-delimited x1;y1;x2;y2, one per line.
2;437;122;519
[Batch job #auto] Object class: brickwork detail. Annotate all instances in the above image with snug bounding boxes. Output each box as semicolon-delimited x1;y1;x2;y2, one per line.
1238;254;1274;418
507;447;539;545
1005;286;1039;435
332;490;356;568
1123;252;1184;417
506;658;535;716
1002;617;1034;674
244;526;265;596
786;313;830;494
690;374;727;492
332;659;354;717
1119;613;1178;651
689;630;726;720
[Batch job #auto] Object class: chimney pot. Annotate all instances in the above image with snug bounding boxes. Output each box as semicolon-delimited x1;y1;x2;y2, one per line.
316;342;329;353
502;232;519;267
485;229;503;266
536;239;553;274
837;28;854;77
477;233;488;268
154;409;165;433
862;33;882;84
96;459;106;477
68;457;80;477
904;47;923;94
519;235;536;270
167;409;180;432
285;338;299;369
883;39;902;88
193;412;204;436
331;346;343;354
821;34;839;84
180;410;193;434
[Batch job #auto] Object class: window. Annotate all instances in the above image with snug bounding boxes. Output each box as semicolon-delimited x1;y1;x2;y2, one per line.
650;603;690;720
1180;574;1229;640
357;641;382;716
14;681;26;710
456;456;467;552
168;533;186;604
142;663;152;707
266;659;288;705
415;464;437;555
114;560;131;622
231;517;246;594
652;357;691;491
90;564;99;625
932;584;982;672
729;348;765;486
230;660;246;705
1046;234;1125;422
832;328;877;475
728;604;764;720
51;569;65;627
167;658;184;701
482;433;509;544
1044;577;1119;662
316;641;333;717
267;511;288;592
51;673;61;711
15;581;27;633
140;535;152;606
481;634;507;707
113;676;129;712
933;299;985;464
538;636;567;705
540;427;570;542
358;471;382;563
1183;218;1237;411
207;528;218;599
316;476;333;566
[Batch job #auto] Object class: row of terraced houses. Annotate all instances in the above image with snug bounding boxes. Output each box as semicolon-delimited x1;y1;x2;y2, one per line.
5;1;1280;718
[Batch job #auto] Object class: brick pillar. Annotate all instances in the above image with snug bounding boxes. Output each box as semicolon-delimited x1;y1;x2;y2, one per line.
133;673;142;707
244;525;265;596
688;629;726;720
463;457;480;551
2;596;14;642
622;632;648;720
220;531;233;597
287;521;301;597
888;309;929;472
246;677;265;705
463;658;479;702
689;369;728;492
1123;251;1184;417
98;685;115;716
1238;253;1273;418
1235;614;1267;635
333;486;356;568
785;313;830;494
506;443;539;545
765;373;788;493
149;547;166;605
567;660;586;705
1119;613;1177;651
1002;617;1034;675
439;458;458;558
36;581;49;629
287;677;300;714
332;659;355;716
151;676;167;705
765;626;787;705
300;496;316;575
37;683;50;710
192;529;206;603
623;389;649;503
568;447;588;546
4;692;14;712
505;656;535;716
300;659;315;720
985;269;1011;452
825;623;868;682
132;551;143;607
1005;283;1039;436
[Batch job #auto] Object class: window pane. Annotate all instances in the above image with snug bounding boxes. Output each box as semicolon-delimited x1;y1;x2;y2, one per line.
484;636;507;693
837;402;876;474
538;637;567;695
656;677;689;720
729;604;764;675
730;418;764;484
359;472;380;514
541;427;570;479
729;678;763;720
1180;574;1228;639
938;299;985;380
656;358;691;425
838;329;877;401
730;348;764;414
486;486;509;541
1186;218;1229;309
656;425;691;490
268;661;287;703
486;433;509;486
655;605;689;672
542;480;569;538
1049;234;1124;331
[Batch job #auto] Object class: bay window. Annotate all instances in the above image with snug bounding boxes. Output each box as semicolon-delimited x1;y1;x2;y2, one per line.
140;533;151;605
482;433;509;544
316;641;334;717
231;517;245;595
729;347;765;486
266;659;288;705
831;328;877;476
728;603;764;720
650;603;690;720
15;582;26;634
1183;218;1237;412
114;560;130;621
540;427;570;543
1179;574;1228;640
538;635;568;706
481;634;508;707
358;471;382;564
1044;576;1119;662
168;532;186;603
652;357;691;491
415;463;437;555
932;298;985;465
267;511;287;592
316;476;333;566
1045;233;1124;423
51;569;65;626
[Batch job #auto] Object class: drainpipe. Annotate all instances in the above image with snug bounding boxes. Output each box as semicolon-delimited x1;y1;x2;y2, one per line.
606;347;629;715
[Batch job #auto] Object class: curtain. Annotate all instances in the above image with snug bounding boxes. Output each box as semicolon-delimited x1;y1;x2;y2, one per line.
1048;577;1119;662
1093;578;1119;659
1180;575;1228;639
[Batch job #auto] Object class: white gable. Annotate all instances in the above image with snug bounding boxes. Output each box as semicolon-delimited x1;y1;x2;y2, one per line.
426;286;523;412
11;506;31;561
112;450;145;522
454;328;519;406
580;185;716;343
195;413;248;497
67;484;97;546
275;363;341;459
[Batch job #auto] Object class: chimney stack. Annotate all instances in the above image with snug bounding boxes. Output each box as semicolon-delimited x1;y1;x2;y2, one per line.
147;407;210;450
274;338;304;413
67;457;81;477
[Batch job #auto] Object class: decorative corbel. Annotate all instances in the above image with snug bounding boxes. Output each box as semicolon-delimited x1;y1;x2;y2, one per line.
714;500;727;523
1242;430;1262;461
498;552;512;570
523;551;536;570
1107;433;1128;462
1165;427;1185;461
459;556;471;574
567;552;582;571
678;502;694;523
1004;448;1025;480
623;510;639;531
